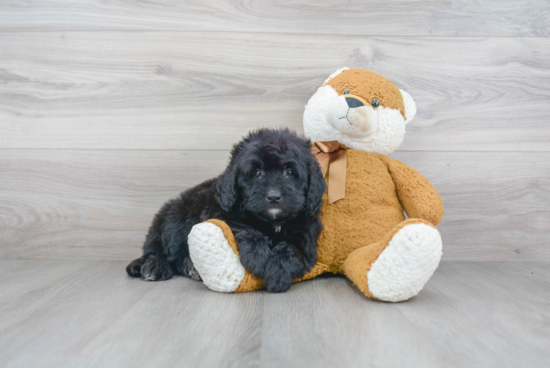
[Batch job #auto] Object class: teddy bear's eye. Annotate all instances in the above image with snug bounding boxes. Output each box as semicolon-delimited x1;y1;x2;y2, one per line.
371;99;380;108
342;89;351;95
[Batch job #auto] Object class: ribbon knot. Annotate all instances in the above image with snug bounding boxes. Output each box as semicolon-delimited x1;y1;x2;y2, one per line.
311;141;347;204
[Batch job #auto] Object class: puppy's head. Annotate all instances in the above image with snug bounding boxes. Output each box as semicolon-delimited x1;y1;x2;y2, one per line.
217;128;326;222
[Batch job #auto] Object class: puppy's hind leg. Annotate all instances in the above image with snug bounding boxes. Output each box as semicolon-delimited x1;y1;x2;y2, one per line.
140;254;174;281
136;213;174;281
126;257;143;277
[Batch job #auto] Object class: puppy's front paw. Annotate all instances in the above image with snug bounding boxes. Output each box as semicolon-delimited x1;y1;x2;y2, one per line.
235;230;271;278
140;255;174;281
263;264;293;293
263;242;305;293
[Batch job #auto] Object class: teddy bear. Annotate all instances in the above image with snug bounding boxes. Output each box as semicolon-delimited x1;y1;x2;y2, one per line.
187;68;444;302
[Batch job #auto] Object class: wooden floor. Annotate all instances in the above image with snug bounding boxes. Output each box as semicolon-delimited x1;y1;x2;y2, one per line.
0;260;548;368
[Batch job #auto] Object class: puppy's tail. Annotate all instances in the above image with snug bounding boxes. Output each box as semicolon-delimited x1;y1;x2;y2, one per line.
126;257;143;277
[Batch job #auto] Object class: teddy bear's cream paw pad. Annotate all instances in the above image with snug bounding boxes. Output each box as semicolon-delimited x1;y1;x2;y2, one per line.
367;224;442;302
188;222;245;293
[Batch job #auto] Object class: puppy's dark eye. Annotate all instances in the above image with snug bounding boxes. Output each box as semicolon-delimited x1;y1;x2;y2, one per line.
371;99;380;108
254;169;263;177
342;89;351;95
284;168;294;177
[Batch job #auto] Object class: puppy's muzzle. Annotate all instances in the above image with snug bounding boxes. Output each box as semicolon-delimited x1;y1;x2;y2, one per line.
266;189;283;219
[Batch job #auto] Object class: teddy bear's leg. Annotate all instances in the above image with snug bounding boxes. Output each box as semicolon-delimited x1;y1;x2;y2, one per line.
343;219;442;302
188;219;263;293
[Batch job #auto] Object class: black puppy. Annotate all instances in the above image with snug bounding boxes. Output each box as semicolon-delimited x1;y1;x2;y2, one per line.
126;128;326;292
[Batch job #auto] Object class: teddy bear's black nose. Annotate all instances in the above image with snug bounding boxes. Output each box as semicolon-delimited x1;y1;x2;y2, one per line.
345;97;364;108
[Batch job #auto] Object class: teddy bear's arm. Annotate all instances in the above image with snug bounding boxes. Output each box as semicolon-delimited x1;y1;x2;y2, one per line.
379;156;444;225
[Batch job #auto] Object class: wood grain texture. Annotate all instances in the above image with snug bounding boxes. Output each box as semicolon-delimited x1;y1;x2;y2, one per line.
0;260;548;367
1;32;550;151
262;262;550;368
0;260;263;368
396;151;550;262
1;149;548;261
0;149;229;259
0;3;547;365
0;0;549;36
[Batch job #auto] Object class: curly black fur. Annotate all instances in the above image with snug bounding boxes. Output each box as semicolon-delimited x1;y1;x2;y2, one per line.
126;128;326;292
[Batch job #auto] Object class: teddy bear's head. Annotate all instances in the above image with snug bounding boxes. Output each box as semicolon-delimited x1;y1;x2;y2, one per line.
303;68;416;155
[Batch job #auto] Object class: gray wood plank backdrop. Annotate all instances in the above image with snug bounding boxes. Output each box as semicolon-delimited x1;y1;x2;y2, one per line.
1;1;549;261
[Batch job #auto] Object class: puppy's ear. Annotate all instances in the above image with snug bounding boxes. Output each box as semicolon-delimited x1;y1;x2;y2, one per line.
216;166;238;212
305;156;326;217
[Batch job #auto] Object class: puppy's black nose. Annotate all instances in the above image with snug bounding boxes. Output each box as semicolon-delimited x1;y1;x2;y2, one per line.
266;190;282;203
345;97;364;108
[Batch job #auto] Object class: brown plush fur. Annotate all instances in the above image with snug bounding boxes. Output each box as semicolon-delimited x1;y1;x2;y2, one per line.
204;147;444;294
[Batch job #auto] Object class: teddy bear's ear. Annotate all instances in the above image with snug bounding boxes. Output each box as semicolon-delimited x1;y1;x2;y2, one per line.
400;89;417;124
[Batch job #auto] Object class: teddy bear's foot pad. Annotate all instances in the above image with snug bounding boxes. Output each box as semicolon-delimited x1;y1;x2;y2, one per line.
367;223;442;302
188;222;245;292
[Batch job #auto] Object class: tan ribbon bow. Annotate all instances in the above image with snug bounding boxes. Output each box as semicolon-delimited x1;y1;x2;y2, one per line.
311;141;347;204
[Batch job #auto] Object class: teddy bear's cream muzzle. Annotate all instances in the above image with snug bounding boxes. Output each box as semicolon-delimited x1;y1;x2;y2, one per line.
325;94;378;139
